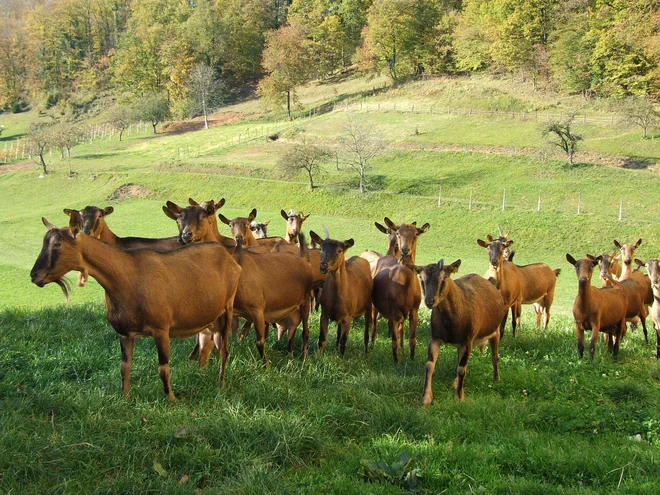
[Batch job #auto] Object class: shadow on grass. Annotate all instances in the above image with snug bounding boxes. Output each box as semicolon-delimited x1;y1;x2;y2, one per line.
620;157;654;169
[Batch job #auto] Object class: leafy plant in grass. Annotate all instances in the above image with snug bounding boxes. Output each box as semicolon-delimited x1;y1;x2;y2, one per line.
541;112;583;167
618;96;659;139
134;92;170;134
277;135;330;191
361;450;423;492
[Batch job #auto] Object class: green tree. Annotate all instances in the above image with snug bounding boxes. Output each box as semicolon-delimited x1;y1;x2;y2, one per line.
258;23;312;119
618;96;659;139
26;123;55;175
187;64;224;129
104;104;134;141
541;112;583;167
278;135;330;191
134;92;170;134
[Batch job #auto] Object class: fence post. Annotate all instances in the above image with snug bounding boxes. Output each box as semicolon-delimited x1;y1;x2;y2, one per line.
437;186;442;207
619;199;623;221
577;193;581;215
537;191;541;212
502;188;506;211
469;188;473;210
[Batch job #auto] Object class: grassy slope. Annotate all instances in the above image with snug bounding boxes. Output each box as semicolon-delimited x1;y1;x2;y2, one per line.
1;74;660;493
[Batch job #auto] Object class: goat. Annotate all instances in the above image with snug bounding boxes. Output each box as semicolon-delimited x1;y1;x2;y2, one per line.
281;209;310;244
595;251;622;287
219;209;289;248
640;259;660;358
310;228;373;356
614;238;642;279
476;236;522;338
162;198;236;250
31;216;241;400
566;254;628;361
250;220;270;239
370;218;429;361
164;201;317;357
415;259;507;403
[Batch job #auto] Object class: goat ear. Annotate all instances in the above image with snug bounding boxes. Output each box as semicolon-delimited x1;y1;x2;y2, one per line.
635;238;642;248
417;223;430;234
635;258;645;268
585;254;596;261
70;221;81;237
375;222;388;234
218;214;231;225
477;239;489;248
188;198;199;206
42;217;56;230
165;201;182;214
67;210;82;230
215;198;226;211
450;259;461;273
613;239;622;249
566;254;577;266
249;209;257;221
102;206;114;216
162;206;178;220
486;234;494;242
309;230;323;245
63;208;74;217
594;255;603;264
505;240;514;247
343;239;355;250
302;213;310;221
281;209;289;220
507;250;516;262
263;220;270;226
383;217;398;230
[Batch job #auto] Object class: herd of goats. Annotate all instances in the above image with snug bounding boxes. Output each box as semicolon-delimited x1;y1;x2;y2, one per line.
28;199;660;405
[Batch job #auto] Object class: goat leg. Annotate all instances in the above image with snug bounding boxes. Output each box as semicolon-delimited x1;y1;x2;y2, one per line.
455;342;473;400
153;331;176;401
120;336;134;398
576;323;585;359
409;309;418;361
318;313;329;354
421;339;441;406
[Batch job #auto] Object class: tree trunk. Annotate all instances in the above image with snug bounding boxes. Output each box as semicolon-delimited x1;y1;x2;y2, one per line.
359;168;364;193
119;129;124;141
203;96;208;130
152;122;157;134
39;152;47;174
307;169;314;191
568;151;574;167
287;90;291;120
643;126;648;139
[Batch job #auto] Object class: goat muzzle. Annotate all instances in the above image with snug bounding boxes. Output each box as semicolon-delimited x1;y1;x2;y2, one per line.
319;262;328;274
578;276;588;285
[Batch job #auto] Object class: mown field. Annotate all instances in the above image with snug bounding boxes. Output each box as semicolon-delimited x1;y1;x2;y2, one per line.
1;75;660;493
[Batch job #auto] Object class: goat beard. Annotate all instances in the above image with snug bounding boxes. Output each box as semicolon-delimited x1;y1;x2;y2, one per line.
54;277;71;303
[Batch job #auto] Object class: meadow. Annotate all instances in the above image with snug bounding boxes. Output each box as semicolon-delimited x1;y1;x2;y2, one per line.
1;74;660;493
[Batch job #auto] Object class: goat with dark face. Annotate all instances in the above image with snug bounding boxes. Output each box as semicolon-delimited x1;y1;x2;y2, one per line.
636;258;660;357
416;259;506;403
477;235;522;338
250;220;270;239
566;254;627;361
281;209;310;244
310;229;373;356
31;215;241;400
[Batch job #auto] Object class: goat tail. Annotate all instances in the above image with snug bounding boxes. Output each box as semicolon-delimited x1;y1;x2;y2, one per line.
554;268;561;276
298;232;310;263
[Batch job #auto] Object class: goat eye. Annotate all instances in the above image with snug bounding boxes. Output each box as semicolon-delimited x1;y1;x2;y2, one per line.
53;242;62;249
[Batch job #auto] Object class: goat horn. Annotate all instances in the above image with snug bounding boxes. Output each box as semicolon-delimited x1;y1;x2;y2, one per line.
323;225;330;240
497;224;503;236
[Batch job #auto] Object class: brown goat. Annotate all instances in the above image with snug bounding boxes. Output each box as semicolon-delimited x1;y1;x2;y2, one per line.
595;251;622;287
640;258;660;358
219;209;288;248
250;220;270;239
31;216;241;400
371;217;429;361
310;229;373;355
477;236;522;338
566;254;627;361
281;209;310;244
162;198;236;250
415;259;507;403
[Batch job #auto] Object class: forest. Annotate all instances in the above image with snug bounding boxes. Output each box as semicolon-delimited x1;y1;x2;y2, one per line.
1;0;658;119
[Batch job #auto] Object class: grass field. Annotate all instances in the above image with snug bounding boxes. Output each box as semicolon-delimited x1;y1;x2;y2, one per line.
1;74;660;493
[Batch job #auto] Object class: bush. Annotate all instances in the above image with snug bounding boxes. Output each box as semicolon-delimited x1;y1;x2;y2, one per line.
45;92;60;109
10;100;28;114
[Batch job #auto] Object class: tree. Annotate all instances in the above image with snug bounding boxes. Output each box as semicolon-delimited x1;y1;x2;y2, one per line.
339;116;385;193
619;96;659;139
26;123;54;174
104;105;133;141
541;112;583;167
187;64;223;129
278;135;330;191
52;122;85;176
134;93;170;134
258;23;312;120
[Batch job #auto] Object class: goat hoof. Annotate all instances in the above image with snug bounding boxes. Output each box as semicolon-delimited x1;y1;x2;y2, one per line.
420;395;433;406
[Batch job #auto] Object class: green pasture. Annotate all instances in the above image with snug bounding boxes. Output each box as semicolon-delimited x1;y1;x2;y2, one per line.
1;74;660;493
